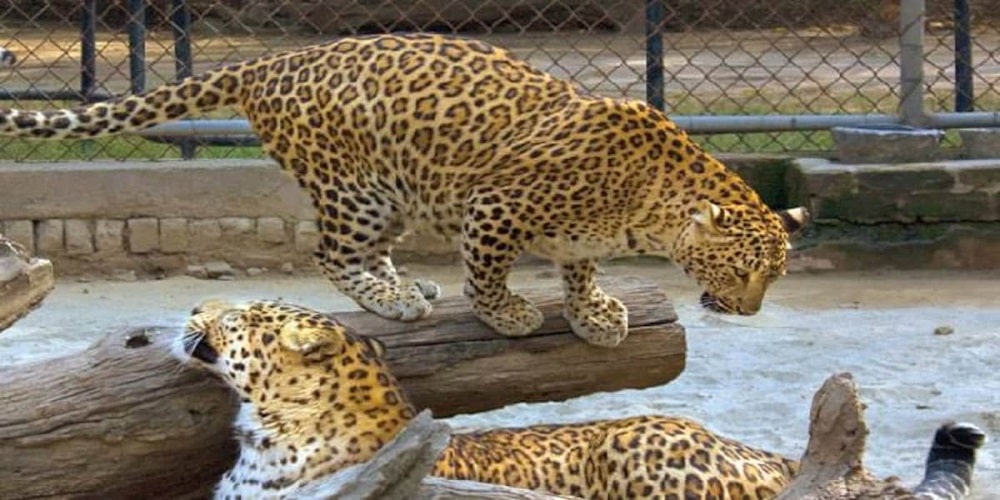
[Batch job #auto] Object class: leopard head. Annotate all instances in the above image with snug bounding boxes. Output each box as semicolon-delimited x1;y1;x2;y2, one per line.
172;299;394;407
673;200;809;315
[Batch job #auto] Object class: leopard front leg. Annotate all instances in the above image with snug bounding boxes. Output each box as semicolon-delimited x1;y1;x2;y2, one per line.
312;197;432;321
560;260;628;347
365;230;441;301
461;200;543;337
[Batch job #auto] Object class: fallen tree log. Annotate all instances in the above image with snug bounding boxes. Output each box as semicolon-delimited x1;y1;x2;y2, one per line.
776;372;913;499
0;276;684;499
0;234;54;332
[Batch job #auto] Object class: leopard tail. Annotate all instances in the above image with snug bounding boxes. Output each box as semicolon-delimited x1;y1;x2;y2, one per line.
0;67;242;140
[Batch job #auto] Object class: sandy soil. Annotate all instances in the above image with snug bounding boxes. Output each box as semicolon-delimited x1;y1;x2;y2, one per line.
1;262;997;497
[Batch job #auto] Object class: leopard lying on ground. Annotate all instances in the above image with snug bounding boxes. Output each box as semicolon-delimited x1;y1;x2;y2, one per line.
173;299;799;499
1;33;809;347
173;299;987;500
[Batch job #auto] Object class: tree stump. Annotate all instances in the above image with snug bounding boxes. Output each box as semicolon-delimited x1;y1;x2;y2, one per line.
776;372;912;499
0;276;684;499
0;234;54;332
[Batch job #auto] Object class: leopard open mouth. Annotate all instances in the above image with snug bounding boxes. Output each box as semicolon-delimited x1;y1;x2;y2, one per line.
183;333;219;363
699;292;734;314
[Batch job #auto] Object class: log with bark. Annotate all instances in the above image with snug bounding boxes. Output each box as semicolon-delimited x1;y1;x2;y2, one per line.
0;234;55;333
0;276;684;499
776;372;914;499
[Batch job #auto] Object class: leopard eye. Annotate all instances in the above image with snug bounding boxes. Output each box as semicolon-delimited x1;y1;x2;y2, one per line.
733;268;750;282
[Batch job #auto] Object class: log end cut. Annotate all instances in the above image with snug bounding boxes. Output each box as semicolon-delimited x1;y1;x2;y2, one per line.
0;236;55;333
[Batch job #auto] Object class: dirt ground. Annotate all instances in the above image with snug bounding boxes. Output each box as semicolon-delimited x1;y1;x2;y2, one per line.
1;261;997;497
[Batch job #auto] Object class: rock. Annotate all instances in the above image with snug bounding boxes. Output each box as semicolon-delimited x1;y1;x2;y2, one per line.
246;267;265;277
279;262;295;274
787;255;836;273
203;261;235;279
185;265;208;279
933;325;955;336
112;270;137;282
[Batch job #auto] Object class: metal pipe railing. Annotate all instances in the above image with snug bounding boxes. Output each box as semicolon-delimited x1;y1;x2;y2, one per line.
134;111;1000;139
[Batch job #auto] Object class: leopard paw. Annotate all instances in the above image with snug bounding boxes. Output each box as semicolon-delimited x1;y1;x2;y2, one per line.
473;293;544;337
412;278;442;300
358;285;433;322
563;293;628;348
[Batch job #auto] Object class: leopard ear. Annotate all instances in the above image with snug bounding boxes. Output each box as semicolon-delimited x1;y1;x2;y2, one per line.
776;206;810;236
690;200;726;234
360;336;386;357
278;323;337;355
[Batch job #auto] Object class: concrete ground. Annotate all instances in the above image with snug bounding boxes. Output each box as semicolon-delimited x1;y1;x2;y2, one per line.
1;261;998;497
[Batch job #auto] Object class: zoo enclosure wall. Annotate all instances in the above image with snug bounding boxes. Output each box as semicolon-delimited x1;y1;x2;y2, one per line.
0;0;999;160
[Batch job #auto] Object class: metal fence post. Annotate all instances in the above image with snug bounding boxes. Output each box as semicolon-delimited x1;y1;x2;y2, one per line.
645;0;665;112
127;0;147;95
899;0;927;126
80;0;97;101
954;0;974;112
171;0;196;159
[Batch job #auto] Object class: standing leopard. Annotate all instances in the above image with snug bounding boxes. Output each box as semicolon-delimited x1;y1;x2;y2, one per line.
173;299;988;500
0;34;809;346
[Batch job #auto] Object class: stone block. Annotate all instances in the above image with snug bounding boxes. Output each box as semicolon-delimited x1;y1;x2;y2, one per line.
902;192;992;222
94;220;125;254
954;163;1000;191
257;217;287;244
2;220;35;254
812;194;899;224
220;217;254;236
855;167;954;194
35;220;64;255
189;219;223;248
128;218;160;254
160;218;189;254
64;219;94;256
958;128;1000;159
832;126;943;164
294;220;319;253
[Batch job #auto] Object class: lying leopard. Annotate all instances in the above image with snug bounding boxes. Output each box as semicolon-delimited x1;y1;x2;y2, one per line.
1;34;808;347
172;299;986;499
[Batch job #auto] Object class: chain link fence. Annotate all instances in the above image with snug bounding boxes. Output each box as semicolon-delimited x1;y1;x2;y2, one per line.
0;0;998;161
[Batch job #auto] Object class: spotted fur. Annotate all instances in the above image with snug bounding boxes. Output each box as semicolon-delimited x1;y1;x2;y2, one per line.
2;34;809;346
172;299;799;499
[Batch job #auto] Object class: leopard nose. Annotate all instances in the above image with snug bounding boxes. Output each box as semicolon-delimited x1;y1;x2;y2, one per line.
737;297;763;315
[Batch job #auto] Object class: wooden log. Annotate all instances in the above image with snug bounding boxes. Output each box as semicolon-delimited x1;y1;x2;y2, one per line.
0;235;55;332
0;276;684;499
775;372;911;499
